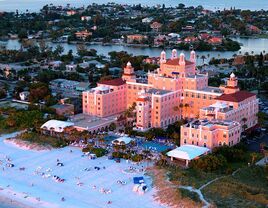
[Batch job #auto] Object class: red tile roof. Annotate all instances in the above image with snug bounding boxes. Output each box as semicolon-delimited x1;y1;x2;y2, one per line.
225;86;239;89
98;78;126;86
166;58;193;66
137;97;148;102
216;91;256;102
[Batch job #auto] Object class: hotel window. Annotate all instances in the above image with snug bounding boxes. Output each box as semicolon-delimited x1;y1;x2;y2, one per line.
203;94;206;99
191;93;194;98
204;135;207;140
186;92;189;97
204;143;206;147
184;139;186;144
184;132;187;136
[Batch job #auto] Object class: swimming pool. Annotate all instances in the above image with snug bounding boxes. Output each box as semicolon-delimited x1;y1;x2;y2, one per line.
104;135;118;144
140;141;170;152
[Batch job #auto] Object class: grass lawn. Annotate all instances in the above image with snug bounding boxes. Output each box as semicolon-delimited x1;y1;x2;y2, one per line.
203;165;268;208
179;188;202;204
167;165;222;189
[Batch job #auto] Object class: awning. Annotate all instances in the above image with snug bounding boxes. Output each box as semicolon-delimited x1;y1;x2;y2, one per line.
166;145;210;160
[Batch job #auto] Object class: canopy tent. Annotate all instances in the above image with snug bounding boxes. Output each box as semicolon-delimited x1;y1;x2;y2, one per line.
133;177;144;184
166;145;210;166
41;120;74;133
112;136;133;145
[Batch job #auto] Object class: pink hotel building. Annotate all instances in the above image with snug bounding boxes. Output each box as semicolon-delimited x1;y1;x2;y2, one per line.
82;50;259;149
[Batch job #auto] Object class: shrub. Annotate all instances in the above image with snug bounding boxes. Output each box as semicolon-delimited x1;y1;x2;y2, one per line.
131;154;143;162
18;132;68;148
213;145;246;162
82;146;107;157
189;154;227;172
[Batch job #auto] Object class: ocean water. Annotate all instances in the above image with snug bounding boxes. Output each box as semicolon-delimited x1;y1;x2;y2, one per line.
0;0;267;12
0;201;20;208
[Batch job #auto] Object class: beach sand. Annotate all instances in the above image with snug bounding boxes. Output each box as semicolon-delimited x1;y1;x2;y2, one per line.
0;132;166;208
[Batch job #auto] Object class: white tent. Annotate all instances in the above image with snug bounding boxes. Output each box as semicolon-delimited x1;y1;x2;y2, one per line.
166;145;210;166
41;120;74;132
112;136;133;145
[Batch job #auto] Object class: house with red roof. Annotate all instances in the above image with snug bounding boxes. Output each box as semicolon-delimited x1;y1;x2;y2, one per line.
208;37;223;45
247;25;261;34
150;22;163;32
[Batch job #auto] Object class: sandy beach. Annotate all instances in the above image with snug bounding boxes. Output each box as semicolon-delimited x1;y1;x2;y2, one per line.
0;132;166;208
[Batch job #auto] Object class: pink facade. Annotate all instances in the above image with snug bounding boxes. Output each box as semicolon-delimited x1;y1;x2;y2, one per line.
181;119;241;149
82;50;259;148
82;78;127;117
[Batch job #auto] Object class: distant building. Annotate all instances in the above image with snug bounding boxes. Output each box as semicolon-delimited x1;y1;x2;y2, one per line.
66;64;77;72
127;34;148;44
247;25;261;34
184;36;198;43
208;37;223;45
19;91;30;101
75;82;91;92
52;103;74;116
142;17;153;23
150;22;162;32
181;119;241;149
233;55;245;66
49;60;62;69
66;10;76;16
143;57;160;65
81;16;91;21
75;30;92;40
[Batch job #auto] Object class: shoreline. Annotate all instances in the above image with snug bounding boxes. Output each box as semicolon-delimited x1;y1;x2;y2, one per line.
4;138;51;152
0;195;32;208
0;185;59;208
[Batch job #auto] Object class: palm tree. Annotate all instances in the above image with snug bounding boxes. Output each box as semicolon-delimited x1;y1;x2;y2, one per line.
184;103;190;118
201;55;206;65
250;152;258;164
242;124;248;132
173;106;179;112
241;117;247;131
99;137;105;146
50;127;55;137
179;103;184;119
